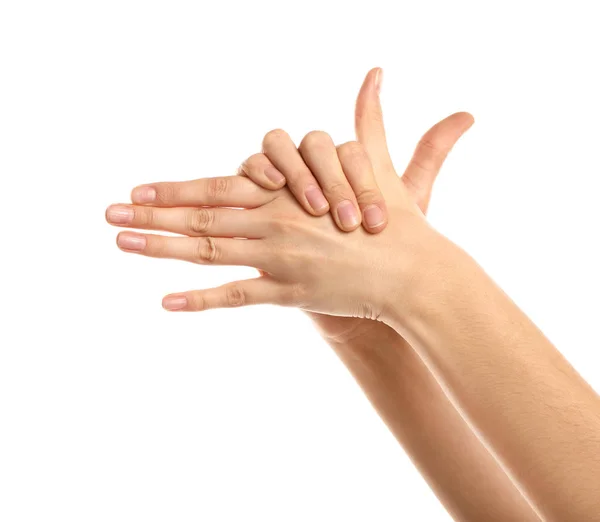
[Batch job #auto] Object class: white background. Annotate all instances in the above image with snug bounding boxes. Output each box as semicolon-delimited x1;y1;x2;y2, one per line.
1;1;599;520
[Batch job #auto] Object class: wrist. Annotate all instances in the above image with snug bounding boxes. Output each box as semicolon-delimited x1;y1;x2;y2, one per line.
380;225;473;337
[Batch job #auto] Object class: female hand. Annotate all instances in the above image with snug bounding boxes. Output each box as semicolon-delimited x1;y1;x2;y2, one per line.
106;69;473;326
233;69;474;341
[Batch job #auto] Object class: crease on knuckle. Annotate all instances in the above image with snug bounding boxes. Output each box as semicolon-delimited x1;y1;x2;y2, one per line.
191;293;206;311
355;187;381;205
414;137;449;166
207;177;229;199
225;284;246;307
337;141;365;163
324;181;351;199
195;237;218;263
137;207;154;228
188;208;213;234
155;183;177;204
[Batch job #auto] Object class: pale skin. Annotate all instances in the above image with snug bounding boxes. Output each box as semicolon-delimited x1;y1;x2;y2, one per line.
106;69;600;521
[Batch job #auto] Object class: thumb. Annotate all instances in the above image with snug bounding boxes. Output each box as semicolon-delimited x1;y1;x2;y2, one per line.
402;112;475;214
354;67;394;173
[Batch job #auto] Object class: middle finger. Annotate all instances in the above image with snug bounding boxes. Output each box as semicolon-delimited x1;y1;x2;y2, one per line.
105;204;268;238
299;131;361;231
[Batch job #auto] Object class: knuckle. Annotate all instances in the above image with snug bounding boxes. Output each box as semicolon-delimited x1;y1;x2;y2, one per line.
354;187;382;204
136;207;154;227
262;128;289;149
324;181;351;199
337;141;365;162
225;284;246;307
187;208;214;234
155;183;177;204
356;105;384;126
190;293;206;311
416;137;449;160
300;130;333;151
271;215;295;235
195;237;218;263
207;177;230;199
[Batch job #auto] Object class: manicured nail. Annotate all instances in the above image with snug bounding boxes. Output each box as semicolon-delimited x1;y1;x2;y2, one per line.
106;205;134;224
337;200;360;229
163;295;187;311
305;186;329;212
117;233;146;251
363;205;385;228
264;166;285;185
132;186;156;203
375;67;383;94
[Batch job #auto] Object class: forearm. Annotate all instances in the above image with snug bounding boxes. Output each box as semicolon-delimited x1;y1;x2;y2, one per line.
326;324;540;521
387;235;600;521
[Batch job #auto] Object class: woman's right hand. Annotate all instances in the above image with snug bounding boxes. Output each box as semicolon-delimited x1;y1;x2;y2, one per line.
232;68;474;342
106;69;474;328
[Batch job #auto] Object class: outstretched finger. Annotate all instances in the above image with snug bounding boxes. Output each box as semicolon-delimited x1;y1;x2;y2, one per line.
130;176;275;208
162;277;289;311
115;232;271;270
354;67;394;175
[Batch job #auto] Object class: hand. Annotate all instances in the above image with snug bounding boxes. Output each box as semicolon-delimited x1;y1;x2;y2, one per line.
106;69;473;327
233;68;474;342
238;128;388;234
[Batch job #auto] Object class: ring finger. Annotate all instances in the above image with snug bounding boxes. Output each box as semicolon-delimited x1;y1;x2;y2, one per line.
298;131;361;231
115;232;271;269
261;129;330;216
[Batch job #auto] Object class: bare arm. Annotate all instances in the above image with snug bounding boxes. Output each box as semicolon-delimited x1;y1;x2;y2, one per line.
385;233;600;521
320;320;541;521
230;71;540;520
107;68;598;520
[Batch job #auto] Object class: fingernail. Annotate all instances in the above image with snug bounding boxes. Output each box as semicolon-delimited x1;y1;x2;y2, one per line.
264;166;285;185
305;186;329;212
132;186;156;203
117;233;146;251
337;200;360;229
375;67;383;94
163;295;187;311
363;205;385;228
106;205;134;224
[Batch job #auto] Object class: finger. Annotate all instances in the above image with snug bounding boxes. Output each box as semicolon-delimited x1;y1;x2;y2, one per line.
162;277;289;312
105;204;267;238
354;67;394;175
262;128;330;216
336;141;388;233
402;112;475;213
299;131;361;231
130;175;274;208
115;232;269;269
238;153;286;190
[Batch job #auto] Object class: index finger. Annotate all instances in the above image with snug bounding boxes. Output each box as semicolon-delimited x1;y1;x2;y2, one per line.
354;67;394;174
